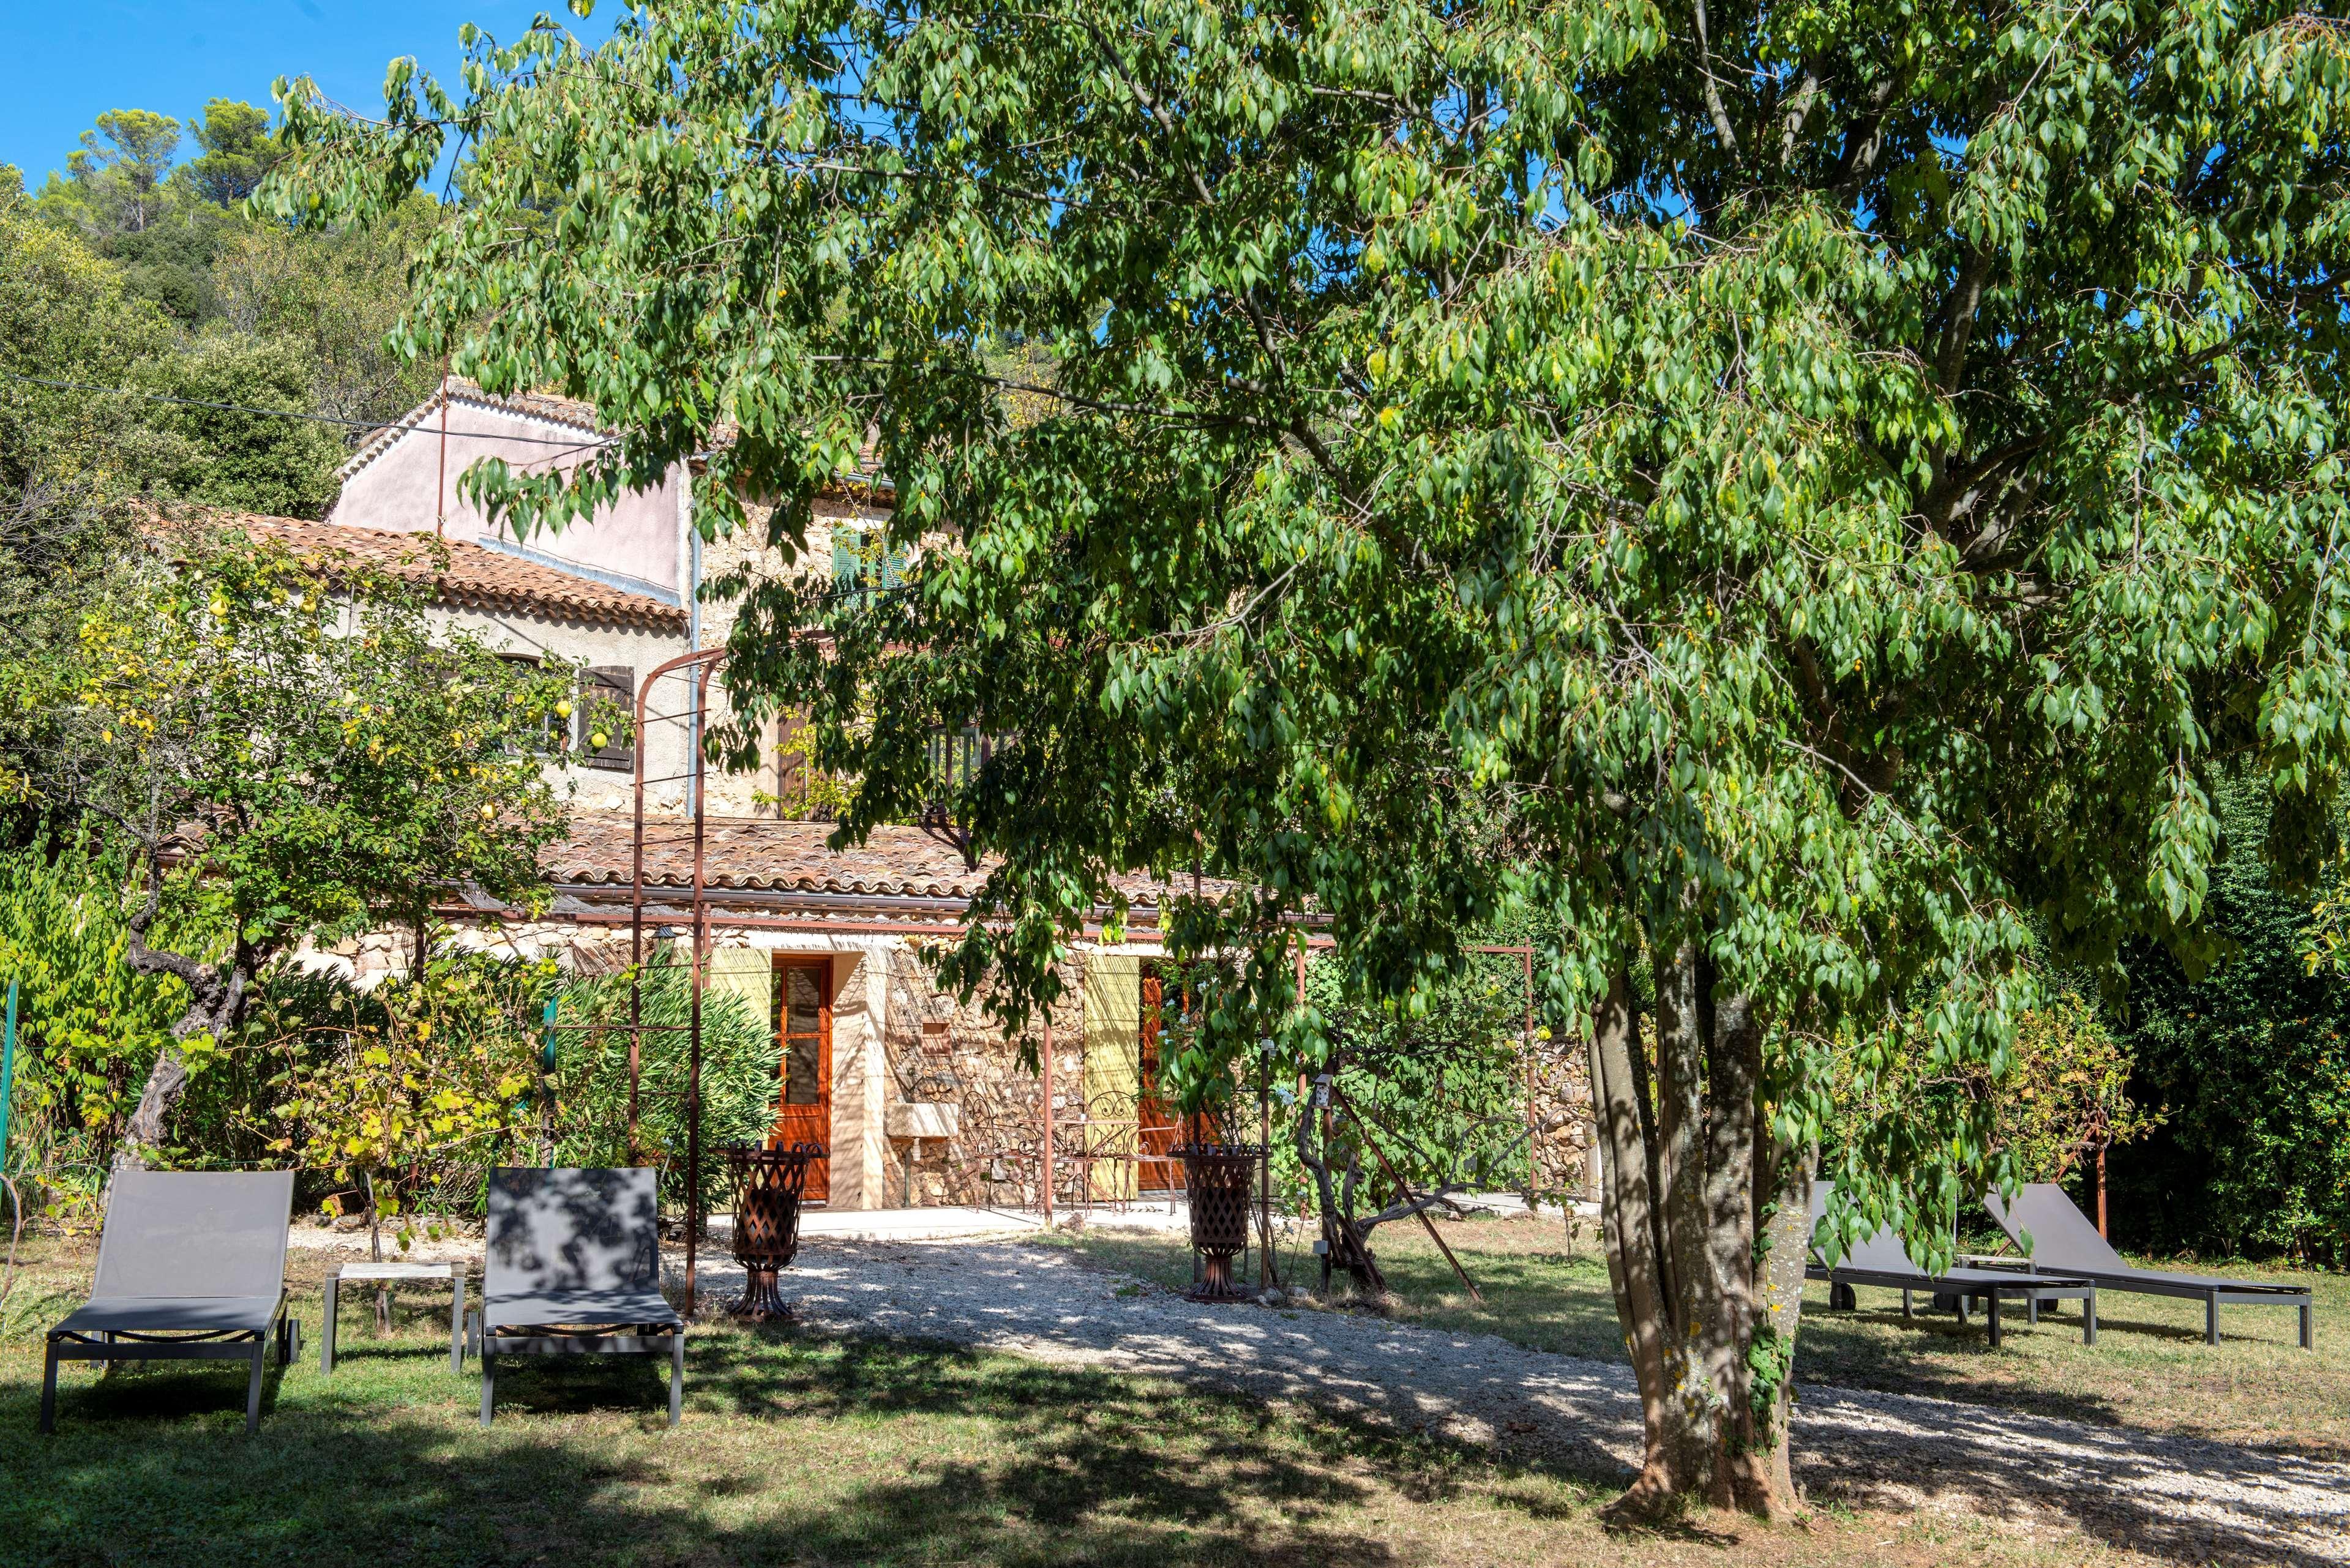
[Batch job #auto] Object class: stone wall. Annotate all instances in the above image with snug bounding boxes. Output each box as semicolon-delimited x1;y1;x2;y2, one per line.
1525;1036;1600;1203
881;942;1088;1208
694;494;888;818
306;912;1595;1215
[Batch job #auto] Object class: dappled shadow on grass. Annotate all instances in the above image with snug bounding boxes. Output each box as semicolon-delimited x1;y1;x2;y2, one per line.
0;1318;1613;1568
706;1323;1610;1523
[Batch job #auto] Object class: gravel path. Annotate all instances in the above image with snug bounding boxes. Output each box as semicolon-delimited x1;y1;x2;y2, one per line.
680;1238;2349;1566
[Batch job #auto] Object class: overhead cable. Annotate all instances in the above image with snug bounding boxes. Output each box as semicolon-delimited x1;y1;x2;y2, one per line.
0;373;618;450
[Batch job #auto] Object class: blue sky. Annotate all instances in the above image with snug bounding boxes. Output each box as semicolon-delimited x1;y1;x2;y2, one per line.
1;1;619;185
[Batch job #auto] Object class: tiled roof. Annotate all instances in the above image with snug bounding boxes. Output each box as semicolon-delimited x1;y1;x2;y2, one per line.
344;379;892;501
339;377;611;482
552;813;992;900
206;512;688;633
548;812;1202;910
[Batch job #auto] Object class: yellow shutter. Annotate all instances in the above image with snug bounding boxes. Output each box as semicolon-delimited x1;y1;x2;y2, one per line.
1080;953;1142;1198
705;946;773;1047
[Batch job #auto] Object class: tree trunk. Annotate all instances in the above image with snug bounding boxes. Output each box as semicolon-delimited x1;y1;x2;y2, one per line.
1585;941;1811;1519
1702;985;1760;1509
1587;965;1682;1507
114;874;249;1170
365;1170;390;1332
1744;1143;1813;1517
118;1039;192;1170
1650;939;1716;1491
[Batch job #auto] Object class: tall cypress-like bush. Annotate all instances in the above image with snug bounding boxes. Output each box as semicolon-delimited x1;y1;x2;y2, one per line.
2110;785;2350;1266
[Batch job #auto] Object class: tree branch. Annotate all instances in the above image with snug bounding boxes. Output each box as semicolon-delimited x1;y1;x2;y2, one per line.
1691;0;1743;160
1777;64;1822;170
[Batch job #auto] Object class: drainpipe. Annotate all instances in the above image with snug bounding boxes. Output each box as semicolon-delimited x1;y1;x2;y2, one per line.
435;369;449;537
685;488;703;819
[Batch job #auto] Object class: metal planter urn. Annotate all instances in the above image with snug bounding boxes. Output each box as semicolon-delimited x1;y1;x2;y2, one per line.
717;1141;823;1320
1173;1142;1266;1302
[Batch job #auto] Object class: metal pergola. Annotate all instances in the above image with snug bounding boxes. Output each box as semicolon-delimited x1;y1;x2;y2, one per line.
542;651;1539;1315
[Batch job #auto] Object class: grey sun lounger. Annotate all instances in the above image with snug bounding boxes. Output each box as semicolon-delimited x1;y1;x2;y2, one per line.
477;1167;685;1428
1809;1181;2097;1348
42;1169;299;1435
1985;1183;2313;1350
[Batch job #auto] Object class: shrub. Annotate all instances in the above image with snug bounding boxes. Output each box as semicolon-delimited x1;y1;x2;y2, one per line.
0;831;211;1208
261;939;778;1234
2109;785;2350;1265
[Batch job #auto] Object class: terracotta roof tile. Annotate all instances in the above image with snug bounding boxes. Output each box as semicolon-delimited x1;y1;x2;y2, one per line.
207;512;688;633
552;813;990;900
547;812;1202;910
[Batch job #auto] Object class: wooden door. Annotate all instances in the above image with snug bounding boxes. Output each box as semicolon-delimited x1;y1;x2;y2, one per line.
1137;973;1184;1191
771;956;833;1201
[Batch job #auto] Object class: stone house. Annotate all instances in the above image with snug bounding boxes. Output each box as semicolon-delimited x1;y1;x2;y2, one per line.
238;384;1589;1212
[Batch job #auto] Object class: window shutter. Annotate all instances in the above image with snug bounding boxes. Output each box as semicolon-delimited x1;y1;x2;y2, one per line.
830;526;859;594
581;665;635;771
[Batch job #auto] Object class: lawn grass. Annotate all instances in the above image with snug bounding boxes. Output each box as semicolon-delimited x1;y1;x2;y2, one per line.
0;1230;2160;1568
1043;1211;2349;1459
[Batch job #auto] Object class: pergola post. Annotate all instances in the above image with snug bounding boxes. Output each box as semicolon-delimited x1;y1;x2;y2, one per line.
1039;996;1054;1227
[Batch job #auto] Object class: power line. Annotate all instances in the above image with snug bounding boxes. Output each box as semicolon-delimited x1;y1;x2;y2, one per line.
0;373;619;450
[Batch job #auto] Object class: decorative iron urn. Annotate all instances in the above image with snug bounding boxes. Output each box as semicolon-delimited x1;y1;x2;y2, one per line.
717;1141;822;1320
1173;1142;1267;1302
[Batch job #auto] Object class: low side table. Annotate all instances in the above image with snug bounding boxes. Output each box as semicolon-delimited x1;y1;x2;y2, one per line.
321;1261;467;1374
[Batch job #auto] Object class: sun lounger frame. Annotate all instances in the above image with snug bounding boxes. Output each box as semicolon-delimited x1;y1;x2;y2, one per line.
1983;1183;2313;1350
1809;1179;2097;1348
40;1170;298;1435
477;1167;686;1428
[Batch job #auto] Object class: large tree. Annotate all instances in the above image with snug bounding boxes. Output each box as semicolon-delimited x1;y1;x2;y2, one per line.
274;0;2350;1514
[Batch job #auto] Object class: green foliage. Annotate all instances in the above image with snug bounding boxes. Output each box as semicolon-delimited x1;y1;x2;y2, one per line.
50;109;182;235
148;333;344;516
274;0;2350;1245
262;941;778;1226
9;99;432;509
1288;948;1536;1202
269;947;540;1239
1;520;580;1159
45;520;575;947
211;197;444;430
2112;782;2350;1266
185;99;282;209
272;0;2350;1490
1824;974;2159;1202
34;108;236;327
550;946;782;1212
2000;990;2162;1184
0;486;146;816
0;832;198;1192
0;205;177;491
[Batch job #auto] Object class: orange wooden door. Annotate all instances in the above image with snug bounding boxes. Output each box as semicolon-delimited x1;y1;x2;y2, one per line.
1137;973;1185;1191
771;956;833;1201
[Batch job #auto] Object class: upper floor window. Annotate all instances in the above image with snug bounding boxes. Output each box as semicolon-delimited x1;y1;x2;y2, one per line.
830;524;908;606
498;653;563;754
577;665;636;772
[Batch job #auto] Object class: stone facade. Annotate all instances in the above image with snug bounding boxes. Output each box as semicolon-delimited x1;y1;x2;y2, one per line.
882;943;1090;1208
309;910;1588;1215
305;397;1584;1216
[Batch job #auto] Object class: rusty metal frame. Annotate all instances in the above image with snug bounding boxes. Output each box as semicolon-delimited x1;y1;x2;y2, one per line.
1467;944;1540;1195
543;638;1360;1310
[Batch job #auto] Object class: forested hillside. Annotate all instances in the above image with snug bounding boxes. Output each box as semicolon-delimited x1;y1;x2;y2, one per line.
2;99;438;518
